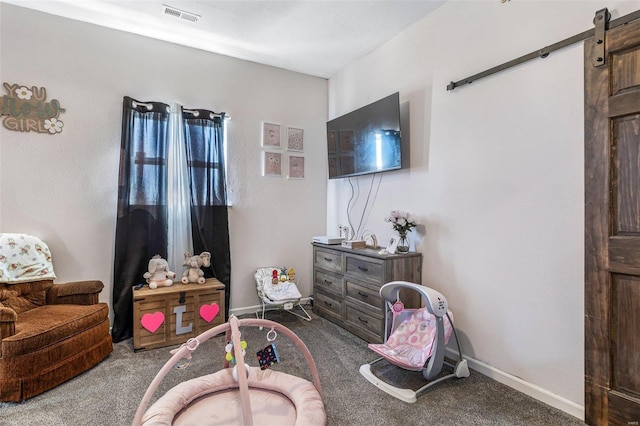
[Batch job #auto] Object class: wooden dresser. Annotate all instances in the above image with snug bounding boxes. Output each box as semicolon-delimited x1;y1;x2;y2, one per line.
312;242;422;343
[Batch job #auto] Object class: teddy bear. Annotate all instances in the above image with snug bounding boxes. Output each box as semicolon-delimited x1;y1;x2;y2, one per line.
181;251;211;284
143;255;176;289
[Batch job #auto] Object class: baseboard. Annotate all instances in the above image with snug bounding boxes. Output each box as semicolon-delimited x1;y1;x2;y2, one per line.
230;297;312;318
446;348;584;421
222;302;585;420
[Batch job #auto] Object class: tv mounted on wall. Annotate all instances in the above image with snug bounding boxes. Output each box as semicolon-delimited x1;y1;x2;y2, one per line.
326;92;402;179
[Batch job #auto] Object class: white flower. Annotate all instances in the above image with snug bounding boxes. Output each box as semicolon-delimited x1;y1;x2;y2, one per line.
385;210;418;236
15;86;33;100
44;118;64;134
387;210;399;223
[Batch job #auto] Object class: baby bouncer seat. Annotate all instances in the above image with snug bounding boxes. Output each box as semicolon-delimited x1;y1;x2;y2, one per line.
255;267;311;322
359;281;469;403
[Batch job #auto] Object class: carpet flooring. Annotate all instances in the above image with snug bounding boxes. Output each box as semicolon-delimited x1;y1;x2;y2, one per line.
0;310;584;425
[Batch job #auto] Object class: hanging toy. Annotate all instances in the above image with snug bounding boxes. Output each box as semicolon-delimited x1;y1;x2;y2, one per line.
232;362;251;381
392;300;405;314
288;268;295;282
256;328;280;370
225;335;249;382
272;269;279;285
225;338;247;364
279;267;288;283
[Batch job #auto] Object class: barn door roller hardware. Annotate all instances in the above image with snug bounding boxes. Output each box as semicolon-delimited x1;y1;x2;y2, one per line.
592;8;609;67
447;8;640;91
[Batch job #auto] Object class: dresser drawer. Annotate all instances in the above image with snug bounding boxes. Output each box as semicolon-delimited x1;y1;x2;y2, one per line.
345;280;383;317
314;248;343;273
345;255;383;283
314;269;343;296
313;290;343;322
345;305;383;342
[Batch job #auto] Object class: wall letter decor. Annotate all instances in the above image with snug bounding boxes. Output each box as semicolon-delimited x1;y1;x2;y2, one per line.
0;82;66;134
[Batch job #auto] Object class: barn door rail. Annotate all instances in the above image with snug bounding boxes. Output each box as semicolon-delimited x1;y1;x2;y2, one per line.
446;8;640;91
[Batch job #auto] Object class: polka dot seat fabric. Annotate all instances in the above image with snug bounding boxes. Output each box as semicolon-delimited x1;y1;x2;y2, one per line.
368;307;453;371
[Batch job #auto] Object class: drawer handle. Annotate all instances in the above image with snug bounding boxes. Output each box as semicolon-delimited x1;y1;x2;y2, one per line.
324;279;333;285
357;291;368;298
358;317;368;324
324;301;333;307
323;257;333;262
358;266;368;272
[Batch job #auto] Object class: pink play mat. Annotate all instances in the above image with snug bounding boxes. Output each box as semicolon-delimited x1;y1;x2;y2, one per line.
132;316;325;426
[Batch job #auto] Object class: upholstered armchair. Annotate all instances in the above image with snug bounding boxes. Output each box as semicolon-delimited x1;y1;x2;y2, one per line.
0;234;112;401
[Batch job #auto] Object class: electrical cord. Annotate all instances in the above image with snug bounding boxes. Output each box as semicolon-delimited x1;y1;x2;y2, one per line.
346;177;357;239
355;173;377;239
346;172;383;240
357;173;383;239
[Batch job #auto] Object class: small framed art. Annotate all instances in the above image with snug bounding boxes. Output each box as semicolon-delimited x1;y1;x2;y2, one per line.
262;122;281;148
288;155;305;179
287;126;304;151
263;151;283;177
386;237;399;254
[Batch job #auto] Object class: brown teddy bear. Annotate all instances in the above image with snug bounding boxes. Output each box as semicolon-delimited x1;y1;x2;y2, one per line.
181;251;211;284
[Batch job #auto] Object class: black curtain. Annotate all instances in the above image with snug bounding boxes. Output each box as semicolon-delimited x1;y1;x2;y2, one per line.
183;110;231;320
112;99;230;342
112;97;169;342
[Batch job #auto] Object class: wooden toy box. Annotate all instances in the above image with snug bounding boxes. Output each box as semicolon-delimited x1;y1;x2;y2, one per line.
132;278;225;351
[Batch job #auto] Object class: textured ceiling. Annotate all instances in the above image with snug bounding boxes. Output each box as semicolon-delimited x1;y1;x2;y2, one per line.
2;0;445;78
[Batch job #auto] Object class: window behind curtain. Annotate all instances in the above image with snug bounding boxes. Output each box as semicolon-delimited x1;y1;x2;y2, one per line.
184;110;231;319
112;98;170;342
112;99;230;343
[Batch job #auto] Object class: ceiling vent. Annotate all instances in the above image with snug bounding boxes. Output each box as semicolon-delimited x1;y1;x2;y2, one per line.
162;5;200;24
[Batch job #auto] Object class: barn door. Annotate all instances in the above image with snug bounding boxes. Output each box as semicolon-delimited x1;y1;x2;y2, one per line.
584;16;640;426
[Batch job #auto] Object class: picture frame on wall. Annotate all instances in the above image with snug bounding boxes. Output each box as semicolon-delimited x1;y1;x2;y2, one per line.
262;122;281;148
287;126;304;151
288;155;305;179
263;151;283;177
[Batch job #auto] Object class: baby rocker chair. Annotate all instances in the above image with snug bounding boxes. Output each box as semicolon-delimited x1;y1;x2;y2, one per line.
254;267;311;323
359;281;469;403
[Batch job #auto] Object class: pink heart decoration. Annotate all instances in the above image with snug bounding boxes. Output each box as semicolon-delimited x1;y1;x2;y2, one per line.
141;312;165;333
200;303;220;323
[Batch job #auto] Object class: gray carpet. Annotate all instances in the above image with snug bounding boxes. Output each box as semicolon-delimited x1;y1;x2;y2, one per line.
0;310;583;425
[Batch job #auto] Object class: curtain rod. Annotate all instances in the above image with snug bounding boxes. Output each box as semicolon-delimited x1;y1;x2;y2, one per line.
131;100;229;119
446;8;640;91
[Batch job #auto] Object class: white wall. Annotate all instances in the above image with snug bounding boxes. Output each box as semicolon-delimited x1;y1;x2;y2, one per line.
328;0;640;418
0;4;327;317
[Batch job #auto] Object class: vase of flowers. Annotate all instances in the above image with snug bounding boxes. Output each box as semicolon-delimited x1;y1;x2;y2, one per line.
385;210;417;253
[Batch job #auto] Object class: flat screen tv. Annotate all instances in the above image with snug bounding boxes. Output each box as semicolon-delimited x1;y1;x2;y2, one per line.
326;92;402;179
